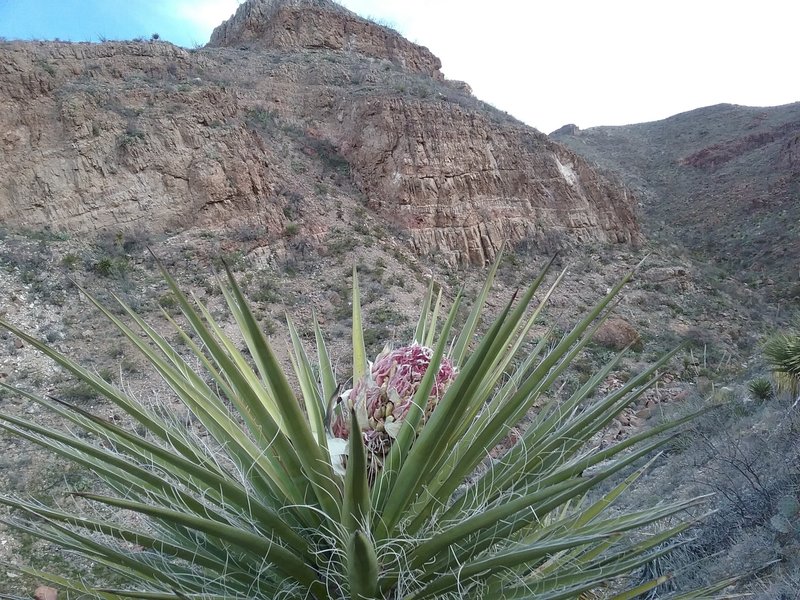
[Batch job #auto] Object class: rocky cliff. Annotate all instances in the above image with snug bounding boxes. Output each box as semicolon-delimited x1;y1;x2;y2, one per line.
208;0;443;80
0;0;640;265
336;98;637;264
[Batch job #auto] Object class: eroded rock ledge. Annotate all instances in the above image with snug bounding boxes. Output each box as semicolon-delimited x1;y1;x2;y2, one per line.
208;0;443;79
337;98;639;264
0;1;640;266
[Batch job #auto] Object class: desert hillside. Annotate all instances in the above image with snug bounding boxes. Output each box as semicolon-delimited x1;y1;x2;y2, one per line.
0;1;798;598
551;102;800;301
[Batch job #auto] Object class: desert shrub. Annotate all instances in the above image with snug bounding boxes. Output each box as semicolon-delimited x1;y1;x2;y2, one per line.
91;256;130;278
158;292;178;311
764;330;800;399
0;257;731;598
749;376;774;401
284;221;299;237
59;380;99;403
651;394;800;593
245;107;278;130
60;253;80;270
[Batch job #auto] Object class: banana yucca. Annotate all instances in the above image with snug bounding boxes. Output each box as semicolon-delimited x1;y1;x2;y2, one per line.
0;255;728;599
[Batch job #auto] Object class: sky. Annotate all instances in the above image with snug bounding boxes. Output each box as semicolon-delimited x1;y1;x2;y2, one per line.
0;0;798;133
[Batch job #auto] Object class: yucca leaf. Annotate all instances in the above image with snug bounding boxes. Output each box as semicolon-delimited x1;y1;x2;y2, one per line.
413;441;683;583
74;492;322;592
314;310;338;409
352;264;368;381
95;285;304;505
403;532;613;600
6;516;203;593
0;316;200;467
609;577;672;600
414;277;436;344
0;253;727;599
371;290;464;535
423;287;443;348
347;530;379;600
504;543;680;600
407;274;592;529
0;566;121;600
398;262;565;520
217;264;342;518
46;395;307;543
343;409;370;535
0;499;230;573
450;246;504;367
405;435;674;575
287;314;327;447
483;342;684;504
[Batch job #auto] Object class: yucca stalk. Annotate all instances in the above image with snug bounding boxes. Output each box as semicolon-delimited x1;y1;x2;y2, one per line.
0;253;721;599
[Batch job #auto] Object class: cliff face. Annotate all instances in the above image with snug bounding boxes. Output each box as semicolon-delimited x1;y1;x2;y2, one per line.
0;0;640;264
0;42;284;233
336;98;637;264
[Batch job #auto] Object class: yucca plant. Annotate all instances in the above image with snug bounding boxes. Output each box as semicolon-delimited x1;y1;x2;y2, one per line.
0;254;728;599
763;331;800;400
747;376;774;402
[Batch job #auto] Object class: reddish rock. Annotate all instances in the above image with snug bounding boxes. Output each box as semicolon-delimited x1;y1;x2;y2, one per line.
34;586;58;600
592;318;641;351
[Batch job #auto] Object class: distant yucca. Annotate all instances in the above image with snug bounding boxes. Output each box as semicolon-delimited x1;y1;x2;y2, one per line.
763;332;800;398
747;376;774;401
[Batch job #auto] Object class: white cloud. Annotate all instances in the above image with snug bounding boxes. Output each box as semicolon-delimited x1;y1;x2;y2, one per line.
169;0;241;32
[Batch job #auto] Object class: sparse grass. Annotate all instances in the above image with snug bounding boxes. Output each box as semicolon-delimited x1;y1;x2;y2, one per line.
35;58;56;76
59;380;99;403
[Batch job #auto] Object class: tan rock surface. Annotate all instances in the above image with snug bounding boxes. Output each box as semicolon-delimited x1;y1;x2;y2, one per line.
34;586;58;600
337;97;639;264
591;317;641;351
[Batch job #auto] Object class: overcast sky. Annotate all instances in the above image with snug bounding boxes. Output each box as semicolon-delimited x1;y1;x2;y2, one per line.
1;0;797;133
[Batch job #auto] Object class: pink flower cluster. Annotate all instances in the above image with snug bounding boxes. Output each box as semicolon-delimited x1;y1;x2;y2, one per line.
332;343;457;443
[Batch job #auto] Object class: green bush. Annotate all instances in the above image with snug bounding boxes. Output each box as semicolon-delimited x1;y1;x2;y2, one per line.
92;256;130;278
748;376;774;401
0;256;730;598
763;331;800;398
60;253;80;270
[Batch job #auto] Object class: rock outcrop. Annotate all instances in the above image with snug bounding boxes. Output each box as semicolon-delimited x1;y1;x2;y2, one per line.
337;98;638;264
0;0;641;264
0;42;284;233
208;0;443;80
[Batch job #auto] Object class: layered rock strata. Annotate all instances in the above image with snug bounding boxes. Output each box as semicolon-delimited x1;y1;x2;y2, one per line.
0;0;640;264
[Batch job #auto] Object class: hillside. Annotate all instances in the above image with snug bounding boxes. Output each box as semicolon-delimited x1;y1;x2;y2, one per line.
551;103;800;301
0;0;639;267
0;1;798;598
